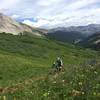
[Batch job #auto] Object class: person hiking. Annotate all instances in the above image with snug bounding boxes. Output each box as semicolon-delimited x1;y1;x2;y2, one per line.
56;57;63;71
52;57;63;72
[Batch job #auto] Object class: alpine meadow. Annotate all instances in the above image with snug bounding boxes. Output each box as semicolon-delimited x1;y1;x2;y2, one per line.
0;0;100;100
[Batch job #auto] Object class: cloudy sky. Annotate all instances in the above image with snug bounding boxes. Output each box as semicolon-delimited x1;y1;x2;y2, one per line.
0;0;100;28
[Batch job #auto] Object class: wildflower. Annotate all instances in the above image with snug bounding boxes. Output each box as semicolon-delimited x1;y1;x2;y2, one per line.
72;90;81;96
94;71;98;74
52;81;56;84
3;96;6;100
81;74;84;77
79;82;82;86
43;93;48;97
91;66;94;69
30;91;33;94
48;91;51;93
70;81;73;84
48;92;50;95
62;80;65;83
93;92;97;96
47;91;51;95
82;92;85;95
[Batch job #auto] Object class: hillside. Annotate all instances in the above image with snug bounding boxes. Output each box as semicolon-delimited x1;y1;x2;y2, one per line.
79;33;100;50
47;31;86;43
0;33;99;100
0;13;47;36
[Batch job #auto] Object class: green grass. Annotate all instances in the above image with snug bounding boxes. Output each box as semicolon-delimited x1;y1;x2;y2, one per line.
18;63;99;100
0;33;99;100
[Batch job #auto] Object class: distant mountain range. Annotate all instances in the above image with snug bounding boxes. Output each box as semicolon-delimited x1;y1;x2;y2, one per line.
0;13;47;36
0;13;100;49
47;24;100;43
49;24;100;36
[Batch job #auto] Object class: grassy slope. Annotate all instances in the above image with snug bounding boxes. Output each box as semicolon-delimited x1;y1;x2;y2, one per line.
0;33;99;99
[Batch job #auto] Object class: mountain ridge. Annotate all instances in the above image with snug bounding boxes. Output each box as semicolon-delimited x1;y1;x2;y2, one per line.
49;24;100;36
0;13;47;36
47;24;100;43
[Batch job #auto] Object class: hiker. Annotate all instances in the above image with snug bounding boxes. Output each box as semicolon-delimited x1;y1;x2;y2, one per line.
51;62;57;72
56;57;63;71
52;57;63;72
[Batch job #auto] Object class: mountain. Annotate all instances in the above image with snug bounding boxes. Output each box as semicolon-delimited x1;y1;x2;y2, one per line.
79;33;100;50
47;30;86;43
46;24;100;43
0;13;47;36
49;24;100;36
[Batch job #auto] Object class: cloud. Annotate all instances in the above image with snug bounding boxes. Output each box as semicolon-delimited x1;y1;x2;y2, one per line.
11;14;20;19
0;0;19;9
0;0;100;28
23;19;50;28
